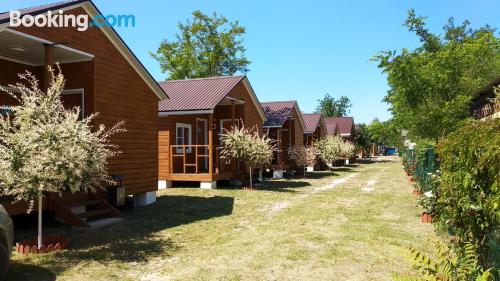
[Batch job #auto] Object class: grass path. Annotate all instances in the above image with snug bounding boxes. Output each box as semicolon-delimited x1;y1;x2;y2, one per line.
8;157;434;281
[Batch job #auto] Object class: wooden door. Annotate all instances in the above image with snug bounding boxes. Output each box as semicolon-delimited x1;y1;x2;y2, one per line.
196;119;208;171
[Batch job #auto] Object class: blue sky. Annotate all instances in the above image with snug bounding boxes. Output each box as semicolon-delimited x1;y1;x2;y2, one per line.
2;0;499;123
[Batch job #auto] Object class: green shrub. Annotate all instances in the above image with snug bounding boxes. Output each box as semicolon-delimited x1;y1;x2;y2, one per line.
436;119;500;267
393;238;496;281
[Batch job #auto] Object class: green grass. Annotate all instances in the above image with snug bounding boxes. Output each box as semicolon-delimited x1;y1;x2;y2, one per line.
8;158;434;281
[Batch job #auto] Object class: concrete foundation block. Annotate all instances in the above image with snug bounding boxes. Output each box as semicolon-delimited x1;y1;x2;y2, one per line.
200;181;217;189
273;170;284;179
158;180;172;189
135;191;156;206
306;166;314;172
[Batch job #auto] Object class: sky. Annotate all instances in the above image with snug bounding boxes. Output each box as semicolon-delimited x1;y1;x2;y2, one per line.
1;0;499;123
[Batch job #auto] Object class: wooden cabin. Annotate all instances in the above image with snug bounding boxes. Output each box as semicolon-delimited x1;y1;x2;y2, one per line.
324;117;340;137
302;113;327;146
324;117;356;164
0;0;168;227
157;76;266;189
324;117;355;141
470;76;500;120
261;101;305;174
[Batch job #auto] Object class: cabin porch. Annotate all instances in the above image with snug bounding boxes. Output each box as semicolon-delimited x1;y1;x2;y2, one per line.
159;97;248;188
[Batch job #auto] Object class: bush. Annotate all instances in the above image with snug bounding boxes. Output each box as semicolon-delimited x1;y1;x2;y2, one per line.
220;125;275;188
316;136;355;167
436;119;500;267
393;238;496;281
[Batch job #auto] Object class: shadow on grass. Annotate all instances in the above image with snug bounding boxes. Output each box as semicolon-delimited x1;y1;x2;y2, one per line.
302;171;339;179
9;195;234;277
258;180;312;193
356;158;392;164
7;263;56;281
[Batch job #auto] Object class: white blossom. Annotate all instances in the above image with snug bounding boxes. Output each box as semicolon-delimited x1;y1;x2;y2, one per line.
0;68;125;212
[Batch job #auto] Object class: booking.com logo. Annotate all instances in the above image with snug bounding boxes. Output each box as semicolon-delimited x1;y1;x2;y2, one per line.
9;10;135;31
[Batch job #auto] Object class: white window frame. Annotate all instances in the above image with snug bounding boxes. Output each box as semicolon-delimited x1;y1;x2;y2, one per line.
219;119;240;143
62;88;85;119
176;123;192;154
1;86;85;118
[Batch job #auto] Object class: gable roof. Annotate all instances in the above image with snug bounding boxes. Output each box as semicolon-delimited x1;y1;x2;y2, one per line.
324;117;354;137
0;0;168;100
158;76;266;120
261;101;305;130
302;113;322;134
324;118;338;135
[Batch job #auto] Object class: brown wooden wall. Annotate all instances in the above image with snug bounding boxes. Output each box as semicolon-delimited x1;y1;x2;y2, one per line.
158;80;264;180
0;60;93;117
10;7;160;195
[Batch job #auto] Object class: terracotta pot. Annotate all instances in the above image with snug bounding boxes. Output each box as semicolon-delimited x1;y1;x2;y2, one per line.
413;189;423;196
421;212;433;223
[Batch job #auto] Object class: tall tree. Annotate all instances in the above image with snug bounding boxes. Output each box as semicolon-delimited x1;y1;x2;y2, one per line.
315;94;352;117
365;119;401;147
152;10;251;80
373;10;500;141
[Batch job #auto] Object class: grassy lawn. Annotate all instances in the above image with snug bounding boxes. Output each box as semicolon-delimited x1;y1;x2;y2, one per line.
8;158;434;281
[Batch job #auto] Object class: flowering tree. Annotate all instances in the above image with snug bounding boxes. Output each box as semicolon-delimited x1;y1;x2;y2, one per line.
0;69;125;248
288;146;317;177
288;146;307;177
315;136;344;168
220;125;275;189
340;141;356;160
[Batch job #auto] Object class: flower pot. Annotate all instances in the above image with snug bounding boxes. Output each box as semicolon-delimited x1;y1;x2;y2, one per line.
412;189;423;196
421;212;433;223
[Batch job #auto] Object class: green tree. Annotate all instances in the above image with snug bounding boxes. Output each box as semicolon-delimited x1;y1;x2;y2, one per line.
366;119;401;147
354;123;370;150
315;94;352;117
373;10;500;141
152;10;250;80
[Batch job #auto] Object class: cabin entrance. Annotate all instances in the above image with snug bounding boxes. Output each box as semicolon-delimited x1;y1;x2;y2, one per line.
196;118;208;172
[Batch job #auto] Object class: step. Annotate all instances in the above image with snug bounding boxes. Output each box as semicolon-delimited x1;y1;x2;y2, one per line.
67;199;101;208
78;209;112;219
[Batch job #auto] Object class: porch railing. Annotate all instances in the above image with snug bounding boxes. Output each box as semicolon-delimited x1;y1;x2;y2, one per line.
169;145;235;175
170;145;210;174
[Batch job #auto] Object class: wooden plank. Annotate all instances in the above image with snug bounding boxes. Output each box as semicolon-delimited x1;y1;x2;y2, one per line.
208;114;214;176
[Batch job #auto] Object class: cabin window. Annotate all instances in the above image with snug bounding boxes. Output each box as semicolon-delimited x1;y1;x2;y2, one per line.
176;123;192;154
61;89;85;119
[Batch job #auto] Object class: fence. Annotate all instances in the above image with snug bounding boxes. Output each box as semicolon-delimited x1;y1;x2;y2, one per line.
403;146;438;192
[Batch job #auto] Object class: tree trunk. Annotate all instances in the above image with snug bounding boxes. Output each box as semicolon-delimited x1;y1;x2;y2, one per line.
249;166;253;189
303;166;306;178
38;194;43;248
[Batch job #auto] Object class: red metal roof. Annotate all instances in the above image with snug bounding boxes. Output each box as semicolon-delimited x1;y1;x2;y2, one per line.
158;76;245;112
302;113;322;134
261;101;297;127
324;117;354;136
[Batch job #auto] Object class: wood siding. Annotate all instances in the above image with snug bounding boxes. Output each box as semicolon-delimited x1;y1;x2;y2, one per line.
8;7;160;195
158;80;264;181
